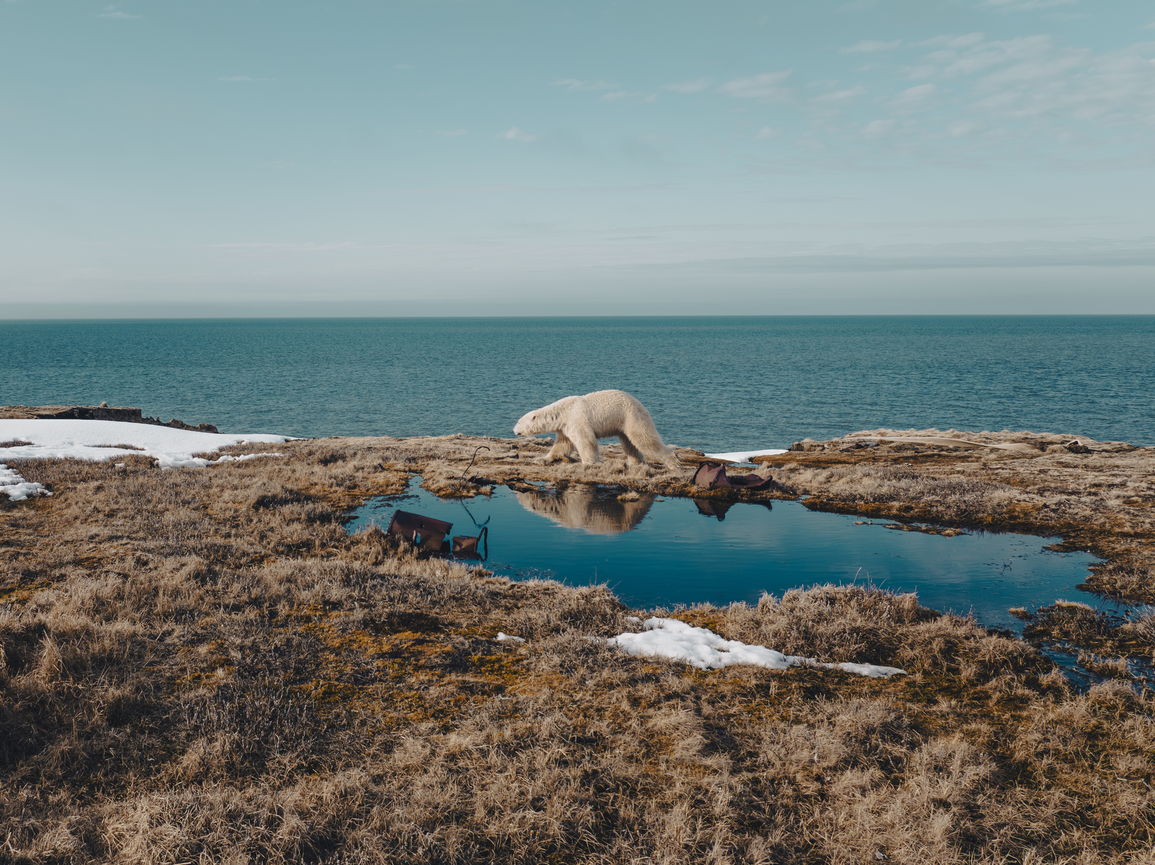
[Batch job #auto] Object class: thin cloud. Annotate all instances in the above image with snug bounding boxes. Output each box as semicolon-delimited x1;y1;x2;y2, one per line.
551;78;618;92
211;242;361;253
971;44;1154;124
96;4;140;19
910;31;1155;126
814;85;867;104
664;79;710;94
843;31;1155;155
889;83;937;112
947;120;981;137
982;0;1077;10
619;134;666;165
602;90;657;103
501;127;539;143
842;40;901;54
861;118;896;139
922;35;1057;79
718;71;792;101
612;239;1155;275
755;126;778;139
919;33;985;49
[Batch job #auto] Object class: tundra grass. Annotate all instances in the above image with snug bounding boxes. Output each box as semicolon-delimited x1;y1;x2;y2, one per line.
2;432;1154;864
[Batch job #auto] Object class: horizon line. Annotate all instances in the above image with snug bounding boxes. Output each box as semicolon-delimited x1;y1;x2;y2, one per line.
4;312;1155;323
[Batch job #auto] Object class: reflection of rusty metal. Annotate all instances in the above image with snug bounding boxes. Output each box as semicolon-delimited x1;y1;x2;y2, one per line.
460;498;491;530
452;526;489;560
387;510;453;553
693;498;734;520
454;500;491;560
693;497;773;521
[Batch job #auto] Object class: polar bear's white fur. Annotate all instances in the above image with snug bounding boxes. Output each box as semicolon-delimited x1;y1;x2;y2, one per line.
513;389;676;466
515;486;655;534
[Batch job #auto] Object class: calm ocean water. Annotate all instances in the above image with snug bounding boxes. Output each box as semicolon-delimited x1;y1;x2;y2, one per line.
3;316;1153;450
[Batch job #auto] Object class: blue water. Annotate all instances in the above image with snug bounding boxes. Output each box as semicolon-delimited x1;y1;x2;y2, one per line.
348;480;1109;632
2;316;1153;449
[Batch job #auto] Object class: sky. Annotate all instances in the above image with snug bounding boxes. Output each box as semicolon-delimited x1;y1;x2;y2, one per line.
2;0;1154;316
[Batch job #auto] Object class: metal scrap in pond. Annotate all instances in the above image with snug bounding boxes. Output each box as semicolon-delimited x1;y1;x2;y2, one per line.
386;509;489;560
387;510;454;553
693;497;773;521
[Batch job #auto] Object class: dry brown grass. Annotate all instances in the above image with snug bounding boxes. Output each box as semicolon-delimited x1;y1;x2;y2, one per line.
3;431;1155;863
749;429;1155;604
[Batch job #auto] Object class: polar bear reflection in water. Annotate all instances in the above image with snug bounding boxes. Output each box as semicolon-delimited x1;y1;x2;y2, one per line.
514;485;655;535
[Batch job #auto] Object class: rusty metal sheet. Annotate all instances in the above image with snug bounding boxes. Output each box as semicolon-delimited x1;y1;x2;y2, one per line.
387;510;453;552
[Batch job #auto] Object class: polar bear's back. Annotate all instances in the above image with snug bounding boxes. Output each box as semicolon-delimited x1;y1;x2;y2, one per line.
577;389;653;437
516;389;645;436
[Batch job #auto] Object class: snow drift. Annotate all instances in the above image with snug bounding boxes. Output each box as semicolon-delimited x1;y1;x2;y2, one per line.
0;419;290;500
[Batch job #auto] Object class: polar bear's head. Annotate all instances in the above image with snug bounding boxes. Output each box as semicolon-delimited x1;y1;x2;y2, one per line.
513;409;542;436
515;396;574;436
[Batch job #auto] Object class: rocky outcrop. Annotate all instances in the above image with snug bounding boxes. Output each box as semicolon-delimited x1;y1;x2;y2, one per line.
0;405;218;433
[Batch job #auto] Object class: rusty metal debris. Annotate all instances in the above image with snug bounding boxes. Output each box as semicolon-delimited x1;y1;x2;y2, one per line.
462;445;491;480
693;498;734;520
387;510;454;553
692;497;774;522
451;527;489;560
453;499;491;559
692;462;782;491
386;509;489;560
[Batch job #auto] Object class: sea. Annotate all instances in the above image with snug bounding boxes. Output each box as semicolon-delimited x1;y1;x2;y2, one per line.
3;316;1153;449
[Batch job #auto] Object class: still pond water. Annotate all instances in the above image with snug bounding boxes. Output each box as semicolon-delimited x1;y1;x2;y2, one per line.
348;479;1111;635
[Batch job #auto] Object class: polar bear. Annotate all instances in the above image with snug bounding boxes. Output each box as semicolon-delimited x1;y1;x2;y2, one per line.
513;389;676;466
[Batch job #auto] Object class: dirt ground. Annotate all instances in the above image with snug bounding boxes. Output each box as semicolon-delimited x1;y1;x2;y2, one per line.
2;422;1154;864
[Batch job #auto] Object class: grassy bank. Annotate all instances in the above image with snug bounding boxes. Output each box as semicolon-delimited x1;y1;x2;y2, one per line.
2;431;1154;863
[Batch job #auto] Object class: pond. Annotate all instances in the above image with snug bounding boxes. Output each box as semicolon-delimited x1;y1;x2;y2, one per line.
347;479;1116;635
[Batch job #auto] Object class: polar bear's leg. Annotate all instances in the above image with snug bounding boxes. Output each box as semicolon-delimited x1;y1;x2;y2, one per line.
618;435;645;465
622;415;676;466
568;424;602;464
644;443;678;466
545;431;577;462
642;440;677;466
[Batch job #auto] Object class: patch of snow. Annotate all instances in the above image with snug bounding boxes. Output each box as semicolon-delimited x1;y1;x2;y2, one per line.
210;452;286;463
0;419;291;497
702;448;788;463
495;632;525;643
0;463;50;501
609;617;905;678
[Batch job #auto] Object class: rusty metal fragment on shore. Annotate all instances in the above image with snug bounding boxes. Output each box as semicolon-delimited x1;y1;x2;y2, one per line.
691;462;782;492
